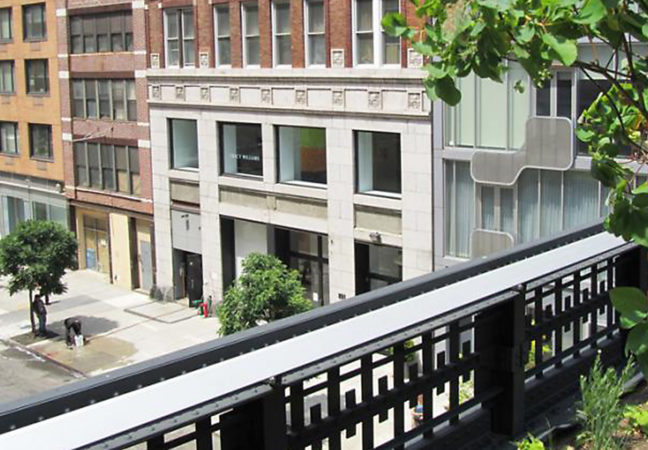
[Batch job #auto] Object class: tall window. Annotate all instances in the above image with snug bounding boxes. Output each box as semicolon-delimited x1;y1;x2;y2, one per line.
29;124;52;159
0;122;18;154
72;79;137;121
169;119;199;170
242;3;260;66
0;61;14;93
0;8;12;42
445;63;530;150
165;9;195;67
214;5;231;66
445;161;474;258
355;131;401;195
74;142;140;195
25;59;48;94
220;122;263;176
277;126;327;184
353;0;399;65
273;1;291;66
69;12;133;54
23;3;46;41
304;0;325;66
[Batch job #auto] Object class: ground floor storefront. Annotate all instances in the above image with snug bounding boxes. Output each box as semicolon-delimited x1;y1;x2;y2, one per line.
73;205;154;292
0;175;68;237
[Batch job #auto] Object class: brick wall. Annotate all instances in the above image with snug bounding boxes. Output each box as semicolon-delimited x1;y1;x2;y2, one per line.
59;0;153;213
146;0;415;70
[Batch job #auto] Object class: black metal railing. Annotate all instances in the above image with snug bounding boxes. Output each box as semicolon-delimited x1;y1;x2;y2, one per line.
0;223;643;450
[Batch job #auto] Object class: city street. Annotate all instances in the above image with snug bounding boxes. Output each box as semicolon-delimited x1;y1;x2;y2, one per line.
0;339;79;404
0;270;220;406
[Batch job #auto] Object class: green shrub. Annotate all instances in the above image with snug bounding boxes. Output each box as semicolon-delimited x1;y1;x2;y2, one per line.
624;403;648;436
217;253;312;335
515;434;545;450
577;354;634;450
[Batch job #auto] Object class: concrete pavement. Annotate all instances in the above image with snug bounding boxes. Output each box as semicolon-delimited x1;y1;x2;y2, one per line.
0;270;220;378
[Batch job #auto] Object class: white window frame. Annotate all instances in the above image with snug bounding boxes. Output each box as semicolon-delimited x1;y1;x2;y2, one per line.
242;3;260;68
304;0;325;67
352;0;400;67
163;8;195;68
213;4;231;67
272;0;292;67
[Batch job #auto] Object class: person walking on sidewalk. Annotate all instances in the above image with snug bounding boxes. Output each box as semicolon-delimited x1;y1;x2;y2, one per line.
34;295;47;336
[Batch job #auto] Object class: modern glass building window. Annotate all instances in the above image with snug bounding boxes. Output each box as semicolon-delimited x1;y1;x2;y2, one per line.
273;1;291;66
69;12;133;54
354;0;399;65
72;79;137;121
0;61;14;93
445;64;530;150
25;59;48;94
0;122;18;154
74;142;140;195
5;196;25;233
445;161;474;258
214;5;231;66
169;119;198;170
277;126;326;184
165;8;195;67
355;131;401;195
0;8;12;42
31;201;67;225
220;123;262;176
305;0;325;66
29;124;52;159
23;3;46;41
242;3;260;66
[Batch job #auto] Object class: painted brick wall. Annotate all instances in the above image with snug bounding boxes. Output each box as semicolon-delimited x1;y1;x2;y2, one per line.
58;0;153;212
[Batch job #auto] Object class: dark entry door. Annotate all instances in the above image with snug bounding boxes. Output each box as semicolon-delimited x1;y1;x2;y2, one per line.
186;253;203;301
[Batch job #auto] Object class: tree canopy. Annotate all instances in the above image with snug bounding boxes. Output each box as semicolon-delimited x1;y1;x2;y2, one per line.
0;220;78;297
217;253;313;335
0;220;78;334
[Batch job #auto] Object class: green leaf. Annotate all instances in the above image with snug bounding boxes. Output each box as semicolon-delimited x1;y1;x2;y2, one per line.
611;287;648;327
575;0;607;25
626;322;648;355
542;34;578;66
515;25;535;43
424;64;448;80
633;194;648;208
637;352;648;379
434;76;462;106
632;182;648;195
643;23;648;39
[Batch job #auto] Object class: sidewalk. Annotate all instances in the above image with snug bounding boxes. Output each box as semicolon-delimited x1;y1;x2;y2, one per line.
0;270;220;377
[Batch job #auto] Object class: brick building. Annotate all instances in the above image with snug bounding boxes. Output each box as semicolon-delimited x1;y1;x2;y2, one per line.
0;1;68;236
56;0;154;291
145;0;433;303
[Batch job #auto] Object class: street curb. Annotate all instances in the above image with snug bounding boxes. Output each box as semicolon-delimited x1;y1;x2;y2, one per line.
0;338;87;379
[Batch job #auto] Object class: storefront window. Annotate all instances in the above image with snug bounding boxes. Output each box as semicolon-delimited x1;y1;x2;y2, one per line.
355;242;402;294
220;122;262;176
277;125;326;184
287;230;329;305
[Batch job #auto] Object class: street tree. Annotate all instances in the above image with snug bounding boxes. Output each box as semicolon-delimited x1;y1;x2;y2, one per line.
383;0;648;372
0;220;78;334
217;253;313;335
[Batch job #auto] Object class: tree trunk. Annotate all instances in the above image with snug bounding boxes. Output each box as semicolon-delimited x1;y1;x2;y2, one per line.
45;293;49;305
29;289;35;335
